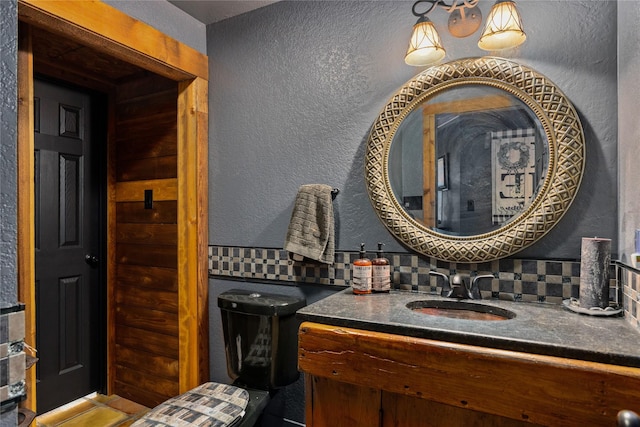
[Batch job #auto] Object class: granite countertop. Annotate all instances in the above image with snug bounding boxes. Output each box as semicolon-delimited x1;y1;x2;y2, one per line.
296;289;640;368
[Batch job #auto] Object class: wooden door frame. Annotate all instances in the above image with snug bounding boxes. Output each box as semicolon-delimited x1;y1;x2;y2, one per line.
17;0;209;411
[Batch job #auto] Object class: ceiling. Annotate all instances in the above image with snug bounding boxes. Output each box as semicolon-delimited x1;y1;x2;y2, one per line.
167;0;280;25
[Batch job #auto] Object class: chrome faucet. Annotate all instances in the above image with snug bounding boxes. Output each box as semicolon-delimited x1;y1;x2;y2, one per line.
449;274;473;299
429;271;494;300
469;274;494;299
428;271;450;297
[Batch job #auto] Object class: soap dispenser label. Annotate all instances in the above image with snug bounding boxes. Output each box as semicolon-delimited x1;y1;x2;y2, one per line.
352;265;372;293
372;265;391;292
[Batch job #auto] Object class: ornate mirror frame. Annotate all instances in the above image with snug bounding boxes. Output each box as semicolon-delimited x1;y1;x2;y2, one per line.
365;57;585;262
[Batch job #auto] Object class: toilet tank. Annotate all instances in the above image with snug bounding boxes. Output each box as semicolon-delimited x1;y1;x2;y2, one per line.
218;289;306;390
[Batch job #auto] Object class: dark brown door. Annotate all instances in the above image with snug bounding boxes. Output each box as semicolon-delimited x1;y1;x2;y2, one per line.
34;79;105;413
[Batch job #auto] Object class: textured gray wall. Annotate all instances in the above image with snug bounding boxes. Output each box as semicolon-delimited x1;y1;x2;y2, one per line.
0;2;19;424
619;1;640;263
207;0;618;260
0;0;18;306
104;0;206;54
207;1;618;424
0;0;625;424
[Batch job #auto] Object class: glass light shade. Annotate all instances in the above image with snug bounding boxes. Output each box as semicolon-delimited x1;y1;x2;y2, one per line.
478;0;526;51
405;18;446;66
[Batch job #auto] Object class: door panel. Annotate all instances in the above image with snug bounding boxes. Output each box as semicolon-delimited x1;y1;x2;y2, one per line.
34;79;103;414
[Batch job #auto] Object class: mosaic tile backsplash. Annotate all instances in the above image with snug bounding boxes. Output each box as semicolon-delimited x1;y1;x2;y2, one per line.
0;304;25;413
620;263;640;330
209;245;622;305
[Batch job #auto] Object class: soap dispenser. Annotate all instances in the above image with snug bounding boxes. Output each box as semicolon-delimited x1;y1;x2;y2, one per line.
352;243;372;294
372;242;391;293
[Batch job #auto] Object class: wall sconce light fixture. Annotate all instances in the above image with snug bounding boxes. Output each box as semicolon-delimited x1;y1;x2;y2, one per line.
405;0;526;67
405;14;447;66
478;0;526;50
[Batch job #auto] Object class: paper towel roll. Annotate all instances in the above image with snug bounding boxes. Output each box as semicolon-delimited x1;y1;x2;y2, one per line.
579;237;611;309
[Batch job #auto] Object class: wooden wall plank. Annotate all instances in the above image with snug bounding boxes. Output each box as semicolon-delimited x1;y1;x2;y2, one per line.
31;25;143;83
33;56;116;93
116;156;178;182
114;380;175;410
116;243;177;269
116;325;178;359
112;73;181;406
115;76;176;104
115;364;179;399
115;305;178;336
116;264;177;292
106;79;118;397
115;345;179;380
30;26;139;92
116;223;177;245
115;285;178;313
116;201;177;224
116;97;176;123
116;113;176;146
116;137;178;162
115;179;177;202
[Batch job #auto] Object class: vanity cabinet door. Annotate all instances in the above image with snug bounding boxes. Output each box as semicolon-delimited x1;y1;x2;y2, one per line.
381;392;540;427
305;374;380;427
304;375;538;427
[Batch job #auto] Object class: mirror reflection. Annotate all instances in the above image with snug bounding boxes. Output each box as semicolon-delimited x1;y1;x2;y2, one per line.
388;85;548;236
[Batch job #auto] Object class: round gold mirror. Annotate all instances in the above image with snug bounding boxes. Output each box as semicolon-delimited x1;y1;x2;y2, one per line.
365;57;585;262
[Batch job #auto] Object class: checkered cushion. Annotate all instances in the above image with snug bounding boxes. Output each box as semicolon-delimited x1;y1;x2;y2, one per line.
132;382;249;427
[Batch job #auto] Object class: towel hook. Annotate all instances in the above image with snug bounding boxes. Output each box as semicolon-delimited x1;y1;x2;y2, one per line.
331;188;339;200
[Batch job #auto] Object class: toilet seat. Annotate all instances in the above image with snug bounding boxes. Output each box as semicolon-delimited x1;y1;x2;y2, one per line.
132;382;249;427
234;387;270;427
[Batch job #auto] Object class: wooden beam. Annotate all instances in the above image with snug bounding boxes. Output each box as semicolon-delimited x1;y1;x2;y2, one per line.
299;322;640;427
17;21;36;413
18;0;208;81
177;77;209;391
114;179;178;202
422;114;436;227
194;78;210;385
422;94;513;115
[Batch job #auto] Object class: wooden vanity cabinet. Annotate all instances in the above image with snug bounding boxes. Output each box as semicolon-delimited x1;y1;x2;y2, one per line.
298;322;640;427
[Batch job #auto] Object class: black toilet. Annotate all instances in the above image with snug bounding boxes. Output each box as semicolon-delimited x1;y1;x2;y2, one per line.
133;289;305;427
